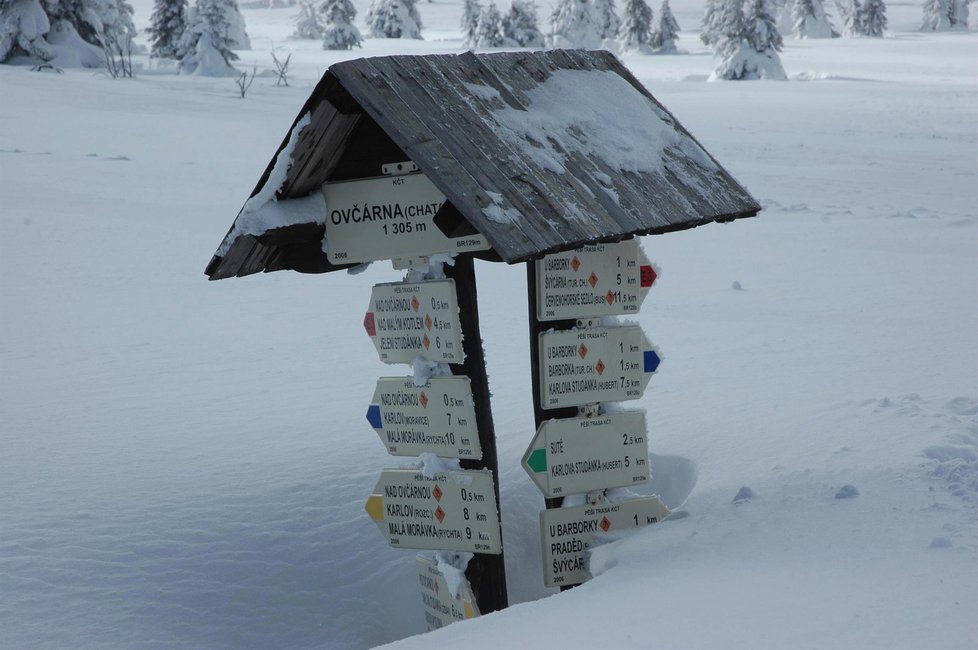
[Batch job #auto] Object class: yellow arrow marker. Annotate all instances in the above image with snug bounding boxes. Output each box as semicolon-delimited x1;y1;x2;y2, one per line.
365;495;384;521
463;601;475;619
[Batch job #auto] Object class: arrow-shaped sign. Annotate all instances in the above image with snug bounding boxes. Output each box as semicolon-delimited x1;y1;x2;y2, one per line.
522;411;650;498
536;239;658;321
364;469;502;553
364;279;464;365
417;555;480;630
539;325;661;409
367;377;482;459
540;495;670;588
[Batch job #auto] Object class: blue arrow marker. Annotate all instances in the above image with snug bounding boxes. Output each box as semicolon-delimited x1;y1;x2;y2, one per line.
644;350;661;374
366;404;383;429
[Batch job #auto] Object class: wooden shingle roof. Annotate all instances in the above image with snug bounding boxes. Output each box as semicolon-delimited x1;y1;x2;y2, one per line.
206;49;760;280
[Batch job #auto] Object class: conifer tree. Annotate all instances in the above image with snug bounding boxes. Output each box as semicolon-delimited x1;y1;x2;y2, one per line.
293;0;322;38
949;0;968;26
501;0;544;46
592;0;620;39
148;0;188;57
474;0;503;46
179;0;239;74
0;0;56;62
548;0;601;47
856;0;885;35
792;0;837;36
321;0;359;47
650;0;679;51
365;0;423;38
461;0;480;46
619;0;653;50
837;0;860;34
701;0;723;44
710;0;786;80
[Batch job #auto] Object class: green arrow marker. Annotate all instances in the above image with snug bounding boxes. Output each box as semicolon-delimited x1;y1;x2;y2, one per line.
526;448;547;473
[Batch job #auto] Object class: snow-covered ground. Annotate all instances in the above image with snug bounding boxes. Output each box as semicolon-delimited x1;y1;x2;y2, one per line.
1;1;976;648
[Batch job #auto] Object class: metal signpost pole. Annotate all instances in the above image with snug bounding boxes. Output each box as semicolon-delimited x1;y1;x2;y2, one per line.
447;254;508;613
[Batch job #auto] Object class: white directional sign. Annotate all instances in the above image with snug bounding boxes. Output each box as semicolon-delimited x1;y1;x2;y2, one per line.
364;279;464;365
536;240;658;321
541;495;671;588
416;555;480;631
539;326;661;409
522;411;650;498
322;173;490;264
365;469;502;554
367;377;482;459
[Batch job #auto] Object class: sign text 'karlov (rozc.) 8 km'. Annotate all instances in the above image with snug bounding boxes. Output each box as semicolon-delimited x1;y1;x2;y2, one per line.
364;279;464;365
540;495;671;588
539;325;661;409
365;469;502;553
536;239;657;321
416;555;480;631
367;376;482;459
322;173;490;264
522;411;650;498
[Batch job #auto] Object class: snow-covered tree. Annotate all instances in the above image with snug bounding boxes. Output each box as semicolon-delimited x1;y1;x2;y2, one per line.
856;0;885;35
365;0;423;38
321;0;359;47
148;0;188;57
0;0;55;62
792;0;837;36
592;0;621;39
650;0;679;51
618;0;653;50
293;0;322;38
837;0;859;34
179;0;240;74
548;0;601;48
502;0;544;46
700;0;723;44
710;0;787;80
473;1;504;46
949;0;968;26
460;0;480;47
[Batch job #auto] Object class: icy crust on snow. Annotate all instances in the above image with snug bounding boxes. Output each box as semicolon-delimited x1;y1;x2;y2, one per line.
216;113;317;257
488;69;712;178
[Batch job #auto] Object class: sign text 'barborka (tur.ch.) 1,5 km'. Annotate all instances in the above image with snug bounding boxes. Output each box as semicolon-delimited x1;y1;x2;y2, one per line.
322;173;490;265
540;495;671;588
522;411;650;498
364;469;503;554
539;325;661;409
367;376;482;459
536;239;657;321
364;279;464;365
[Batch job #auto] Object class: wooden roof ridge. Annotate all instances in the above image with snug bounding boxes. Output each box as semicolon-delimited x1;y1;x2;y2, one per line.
206;49;760;281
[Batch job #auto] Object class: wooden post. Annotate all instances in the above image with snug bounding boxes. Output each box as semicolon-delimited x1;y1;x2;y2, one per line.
525;261;579;590
448;254;509;613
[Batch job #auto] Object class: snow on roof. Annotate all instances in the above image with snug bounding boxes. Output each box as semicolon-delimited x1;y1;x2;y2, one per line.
206;49;760;281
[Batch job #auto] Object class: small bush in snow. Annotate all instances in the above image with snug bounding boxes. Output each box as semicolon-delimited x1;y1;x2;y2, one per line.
364;0;423;38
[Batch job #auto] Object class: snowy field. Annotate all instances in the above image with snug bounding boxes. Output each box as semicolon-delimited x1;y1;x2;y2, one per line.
1;1;977;648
